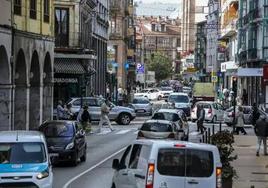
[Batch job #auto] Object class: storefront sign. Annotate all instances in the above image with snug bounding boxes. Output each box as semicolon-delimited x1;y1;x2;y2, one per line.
221;61;238;72
237;68;263;77
54;78;78;83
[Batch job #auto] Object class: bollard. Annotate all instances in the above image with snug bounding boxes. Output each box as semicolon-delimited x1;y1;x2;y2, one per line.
205;131;208;143
208;128;211;144
250;186;255;188
219;121;222;132
202;134;205;143
212;124;215;135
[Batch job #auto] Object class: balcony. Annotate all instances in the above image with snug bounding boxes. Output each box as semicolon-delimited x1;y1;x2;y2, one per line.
249;9;260;22
220;19;237;39
110;1;121;12
86;0;97;9
109;32;123;40
248;48;257;60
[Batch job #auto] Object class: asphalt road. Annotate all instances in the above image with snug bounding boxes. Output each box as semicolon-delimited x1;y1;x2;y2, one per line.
53;101;255;188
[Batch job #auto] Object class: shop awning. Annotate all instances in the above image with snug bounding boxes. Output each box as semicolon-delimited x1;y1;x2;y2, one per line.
54;58;86;74
237;68;263;77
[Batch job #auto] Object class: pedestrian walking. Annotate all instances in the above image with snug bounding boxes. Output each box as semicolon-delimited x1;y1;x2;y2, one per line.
66;104;74;120
99;99;114;132
252;103;260;127
197;104;206;134
235;106;247;135
255;115;268;156
56;100;65;120
80;106;92;133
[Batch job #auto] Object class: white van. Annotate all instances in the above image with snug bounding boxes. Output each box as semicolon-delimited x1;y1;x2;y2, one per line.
0;131;53;188
112;139;222;188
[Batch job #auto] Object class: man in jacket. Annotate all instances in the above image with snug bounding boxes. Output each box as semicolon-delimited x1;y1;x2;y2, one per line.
255;115;268;156
197;105;206;134
252;103;260;126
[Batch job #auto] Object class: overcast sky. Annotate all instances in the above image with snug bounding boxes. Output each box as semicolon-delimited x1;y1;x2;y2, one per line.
135;0;181;4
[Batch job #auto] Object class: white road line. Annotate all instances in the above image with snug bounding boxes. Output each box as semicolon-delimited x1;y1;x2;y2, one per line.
116;129;131;134
63;146;127;188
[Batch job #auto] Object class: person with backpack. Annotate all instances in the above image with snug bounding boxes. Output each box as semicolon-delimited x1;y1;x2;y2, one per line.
80;106;91;133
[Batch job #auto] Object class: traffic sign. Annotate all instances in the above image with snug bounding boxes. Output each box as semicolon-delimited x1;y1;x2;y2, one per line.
211;76;218;83
136;63;145;74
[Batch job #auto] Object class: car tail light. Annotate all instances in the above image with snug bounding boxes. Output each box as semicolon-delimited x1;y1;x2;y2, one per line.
146;163;155;188
137;131;144;139
216;167;222;188
167;133;175;138
208;108;212;114
174;144;186;148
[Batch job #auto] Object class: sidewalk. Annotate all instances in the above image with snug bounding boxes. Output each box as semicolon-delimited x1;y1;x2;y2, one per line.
233;135;268;188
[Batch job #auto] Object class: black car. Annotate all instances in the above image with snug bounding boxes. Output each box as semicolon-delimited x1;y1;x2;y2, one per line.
39;120;87;166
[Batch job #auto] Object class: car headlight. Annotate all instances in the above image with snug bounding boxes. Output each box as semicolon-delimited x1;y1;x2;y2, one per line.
65;142;74;150
36;169;49;180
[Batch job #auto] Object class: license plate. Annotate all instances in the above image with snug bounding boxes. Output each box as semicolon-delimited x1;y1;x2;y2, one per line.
49;153;59;157
137;110;145;113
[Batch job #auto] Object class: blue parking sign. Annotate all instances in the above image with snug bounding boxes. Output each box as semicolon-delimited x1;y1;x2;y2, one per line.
136;63;144;74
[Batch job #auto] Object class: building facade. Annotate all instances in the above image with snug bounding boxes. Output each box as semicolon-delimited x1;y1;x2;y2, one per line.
54;0;108;105
0;0;54;130
195;21;208;81
219;0;239;91
108;0;135;98
136;16;181;77
237;0;266;106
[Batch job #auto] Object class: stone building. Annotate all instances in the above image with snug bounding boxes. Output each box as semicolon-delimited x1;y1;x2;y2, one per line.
54;0;108;104
108;0;135;93
136;16;181;73
0;0;54;130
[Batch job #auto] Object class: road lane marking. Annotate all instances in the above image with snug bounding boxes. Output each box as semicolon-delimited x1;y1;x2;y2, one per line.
116;130;131;134
63;146;127;188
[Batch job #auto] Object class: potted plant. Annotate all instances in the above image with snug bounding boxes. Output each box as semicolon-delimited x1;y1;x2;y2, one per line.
211;130;238;188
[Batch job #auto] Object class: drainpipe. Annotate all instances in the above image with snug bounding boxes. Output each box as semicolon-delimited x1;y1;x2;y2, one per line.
10;0;15;130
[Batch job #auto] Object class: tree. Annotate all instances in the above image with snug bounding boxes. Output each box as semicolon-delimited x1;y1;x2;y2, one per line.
147;52;173;83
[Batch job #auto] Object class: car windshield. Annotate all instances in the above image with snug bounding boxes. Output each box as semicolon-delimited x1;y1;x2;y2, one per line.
141;122;173;132
0;143;46;164
41;122;74;137
133;98;149;104
169;95;189;103
152;112;180;122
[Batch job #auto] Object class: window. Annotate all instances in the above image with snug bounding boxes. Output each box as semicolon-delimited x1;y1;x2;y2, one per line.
186;149;213;177
248;27;257;49
55;8;69;47
129;144;142;169
140;122;173;132
264;25;268;58
118;145;132;169
44;0;50;23
14;0;21;15
161;24;166;32
129;144;150;170
151;24;155;31
41;122;74;137
30;0;37;19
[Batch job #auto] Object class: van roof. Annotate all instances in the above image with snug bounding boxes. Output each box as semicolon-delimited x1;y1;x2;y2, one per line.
169;92;188;96
134;139;218;151
0;131;46;143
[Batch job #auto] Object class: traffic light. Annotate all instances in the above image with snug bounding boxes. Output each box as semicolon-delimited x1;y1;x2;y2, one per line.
232;77;237;98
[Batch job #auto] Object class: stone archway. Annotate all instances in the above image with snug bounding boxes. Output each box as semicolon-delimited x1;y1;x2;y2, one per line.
29;51;41;130
14;49;27;130
43;52;53;121
0;46;11;130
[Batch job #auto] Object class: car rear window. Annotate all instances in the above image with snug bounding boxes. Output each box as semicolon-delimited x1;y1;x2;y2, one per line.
141;123;172;132
133;98;149;104
152;112;180;122
157;149;214;177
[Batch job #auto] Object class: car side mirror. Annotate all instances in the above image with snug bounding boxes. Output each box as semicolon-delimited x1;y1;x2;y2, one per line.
112;159;120;170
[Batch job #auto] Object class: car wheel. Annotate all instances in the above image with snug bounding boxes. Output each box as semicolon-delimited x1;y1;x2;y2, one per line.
111;183;116;188
71;151;78;166
80;147;87;162
118;113;131;125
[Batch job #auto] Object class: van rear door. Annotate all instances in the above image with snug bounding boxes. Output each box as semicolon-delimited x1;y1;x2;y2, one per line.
154;148;186;188
185;149;215;188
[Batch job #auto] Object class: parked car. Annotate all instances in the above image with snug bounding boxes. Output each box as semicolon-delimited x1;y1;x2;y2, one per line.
129;97;153;116
111;139;222;188
137;120;181;140
223;106;252;126
67;97;136;125
167;92;192;117
39;120;87;166
151;109;189;141
159;86;174;99
134;88;162;100
191;101;225;123
0;131;53;188
182;86;192;95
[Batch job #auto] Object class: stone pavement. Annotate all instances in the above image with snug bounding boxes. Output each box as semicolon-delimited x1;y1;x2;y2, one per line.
233;135;268;188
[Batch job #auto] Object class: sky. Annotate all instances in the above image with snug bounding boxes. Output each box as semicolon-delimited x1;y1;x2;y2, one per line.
134;0;181;4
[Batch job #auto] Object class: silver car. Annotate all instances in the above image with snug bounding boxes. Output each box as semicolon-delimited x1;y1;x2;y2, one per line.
151;109;189;141
129;97;153;116
224;106;252;126
67;97;136;125
137;120;180;140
